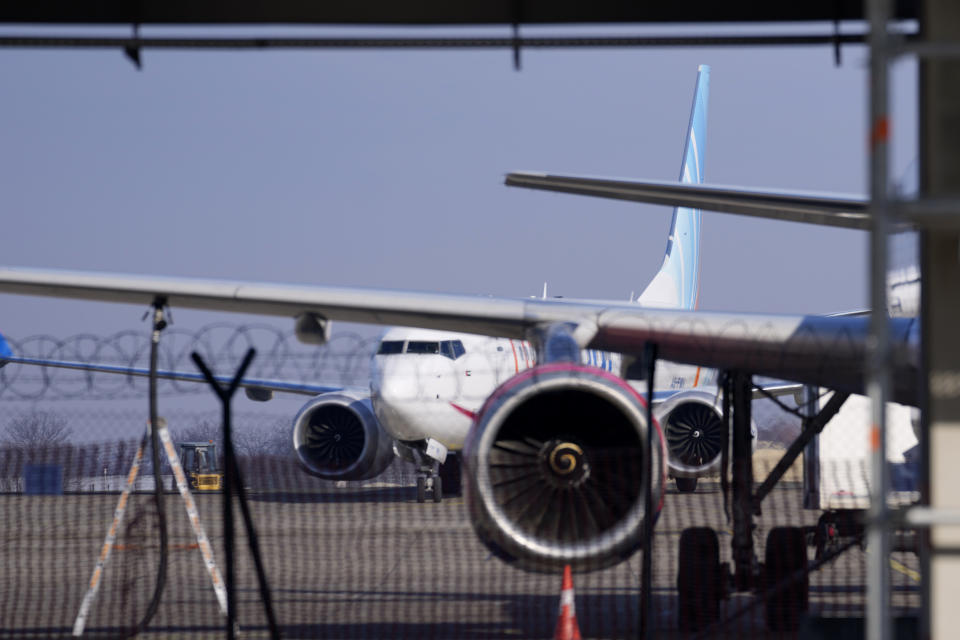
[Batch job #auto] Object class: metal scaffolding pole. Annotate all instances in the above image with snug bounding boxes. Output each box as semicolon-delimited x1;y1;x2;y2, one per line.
867;0;893;638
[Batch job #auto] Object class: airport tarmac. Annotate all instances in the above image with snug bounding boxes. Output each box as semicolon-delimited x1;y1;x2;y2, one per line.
0;470;921;639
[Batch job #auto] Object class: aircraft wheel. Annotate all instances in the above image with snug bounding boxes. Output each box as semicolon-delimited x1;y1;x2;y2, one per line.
677;527;721;631
675;477;698;493
765;526;809;631
439;452;462;496
416;476;426;503
432;475;443;503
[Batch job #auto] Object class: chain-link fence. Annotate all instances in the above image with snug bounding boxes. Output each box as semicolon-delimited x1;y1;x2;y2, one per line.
0;327;923;638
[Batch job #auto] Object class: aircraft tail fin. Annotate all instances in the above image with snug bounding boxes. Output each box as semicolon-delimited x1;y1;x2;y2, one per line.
637;64;709;310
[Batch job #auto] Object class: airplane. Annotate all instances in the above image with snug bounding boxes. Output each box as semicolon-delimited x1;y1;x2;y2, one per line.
0;65;752;500
0;64;921;580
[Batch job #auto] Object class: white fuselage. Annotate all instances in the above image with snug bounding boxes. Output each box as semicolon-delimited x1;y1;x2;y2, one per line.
369;326;716;449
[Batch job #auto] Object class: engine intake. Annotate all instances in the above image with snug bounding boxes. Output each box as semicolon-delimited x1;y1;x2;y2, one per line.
463;364;665;573
292;393;395;481
656;390;755;479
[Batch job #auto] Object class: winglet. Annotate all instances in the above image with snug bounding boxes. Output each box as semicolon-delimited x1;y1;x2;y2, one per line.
0;331;13;367
637;65;709;311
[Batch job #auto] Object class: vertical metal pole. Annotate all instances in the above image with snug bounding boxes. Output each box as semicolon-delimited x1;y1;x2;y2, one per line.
639;342;657;639
919;3;960;636
867;0;893;637
802;385;822;510
214;367;239;640
222;388;237;640
731;371;755;590
720;373;731;524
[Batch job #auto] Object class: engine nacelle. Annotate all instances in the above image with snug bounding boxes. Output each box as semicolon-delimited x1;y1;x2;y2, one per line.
656;390;756;479
292;392;395;481
463;363;666;573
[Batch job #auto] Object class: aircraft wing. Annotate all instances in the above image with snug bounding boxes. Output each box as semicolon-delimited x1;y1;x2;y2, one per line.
0;353;347;399
0;266;919;406
504;172;890;231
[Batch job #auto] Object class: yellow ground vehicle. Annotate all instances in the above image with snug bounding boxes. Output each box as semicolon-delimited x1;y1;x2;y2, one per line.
178;442;223;491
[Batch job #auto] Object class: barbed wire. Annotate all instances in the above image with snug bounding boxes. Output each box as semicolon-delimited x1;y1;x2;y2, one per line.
0;323;379;401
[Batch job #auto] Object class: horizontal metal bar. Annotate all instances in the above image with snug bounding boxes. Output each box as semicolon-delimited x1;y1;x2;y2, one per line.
894;199;960;228
901;507;960;527
0;33;871;50
892;41;960;59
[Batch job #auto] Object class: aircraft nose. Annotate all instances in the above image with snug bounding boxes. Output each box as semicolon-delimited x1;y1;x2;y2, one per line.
372;357;440;441
372;358;421;404
373;356;458;403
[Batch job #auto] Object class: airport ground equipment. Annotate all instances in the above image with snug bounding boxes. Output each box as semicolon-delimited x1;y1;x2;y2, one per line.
178;441;223;491
72;418;227;637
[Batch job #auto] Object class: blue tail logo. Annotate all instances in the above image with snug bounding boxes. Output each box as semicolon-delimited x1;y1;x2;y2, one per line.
638;65;709;310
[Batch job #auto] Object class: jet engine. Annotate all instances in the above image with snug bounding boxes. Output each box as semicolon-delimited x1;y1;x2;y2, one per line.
292;392;396;481
656;390;756;486
463;363;665;573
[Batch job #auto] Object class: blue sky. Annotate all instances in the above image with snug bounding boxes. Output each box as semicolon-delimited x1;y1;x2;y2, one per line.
1;36;917;346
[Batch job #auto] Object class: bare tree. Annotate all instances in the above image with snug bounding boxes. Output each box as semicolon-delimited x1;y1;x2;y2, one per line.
4;410;73;447
172;420;222;447
234;418;291;458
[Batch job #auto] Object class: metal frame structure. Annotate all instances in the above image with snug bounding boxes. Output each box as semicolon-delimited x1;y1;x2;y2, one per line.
866;1;895;638
868;3;960;639
0;2;920;25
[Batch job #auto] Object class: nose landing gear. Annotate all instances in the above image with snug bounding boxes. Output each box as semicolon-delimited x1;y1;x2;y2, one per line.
403;440;461;504
415;464;443;503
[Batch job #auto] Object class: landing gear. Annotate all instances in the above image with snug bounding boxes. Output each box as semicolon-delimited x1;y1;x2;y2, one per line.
402;439;451;503
764;527;808;631
413;450;460;503
675;477;698;493
677;527;722;631
438;452;462;497
668;374;843;633
415;467;442;503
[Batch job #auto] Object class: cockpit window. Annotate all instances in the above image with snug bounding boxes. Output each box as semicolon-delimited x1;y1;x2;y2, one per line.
445;340;466;359
377;340;404;355
378;339;466;358
406;341;440;355
438;340;466;359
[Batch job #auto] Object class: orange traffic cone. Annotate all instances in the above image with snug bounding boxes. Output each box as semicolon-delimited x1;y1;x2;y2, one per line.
554;564;582;640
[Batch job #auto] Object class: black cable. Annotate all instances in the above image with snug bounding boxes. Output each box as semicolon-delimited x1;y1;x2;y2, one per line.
123;300;169;639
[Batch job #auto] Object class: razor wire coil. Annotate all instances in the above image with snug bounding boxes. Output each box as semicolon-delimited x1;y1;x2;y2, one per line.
0;323;379;401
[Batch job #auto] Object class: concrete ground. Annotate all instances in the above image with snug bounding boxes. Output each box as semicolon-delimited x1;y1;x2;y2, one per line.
0;453;921;639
